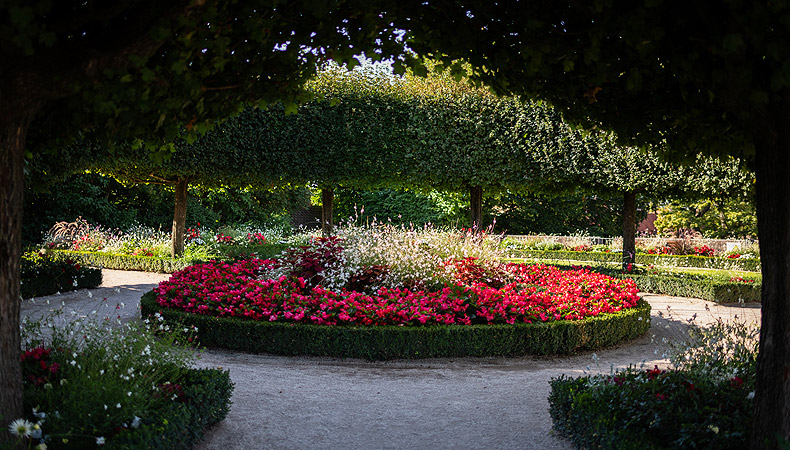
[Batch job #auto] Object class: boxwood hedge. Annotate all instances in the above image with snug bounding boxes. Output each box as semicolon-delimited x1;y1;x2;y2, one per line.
620;273;760;303
140;291;651;360
508;249;761;272
106;368;233;449
48;250;203;273
21;252;103;298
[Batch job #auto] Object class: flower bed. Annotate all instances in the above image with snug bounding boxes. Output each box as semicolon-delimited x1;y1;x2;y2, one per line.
154;260;641;326
144;258;650;359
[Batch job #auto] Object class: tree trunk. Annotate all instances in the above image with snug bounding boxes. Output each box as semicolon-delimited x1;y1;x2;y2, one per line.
622;191;636;270
470;185;483;229
321;188;334;236
171;178;188;258
0;113;31;438
751;117;790;449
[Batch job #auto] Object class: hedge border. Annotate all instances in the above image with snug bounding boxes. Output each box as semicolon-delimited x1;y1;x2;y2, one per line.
21;268;102;299
508;249;761;272
48;250;204;273
618;273;761;303
140;290;651;360
106;367;233;449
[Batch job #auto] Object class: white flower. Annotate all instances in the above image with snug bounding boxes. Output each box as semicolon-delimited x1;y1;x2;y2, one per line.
747;391;755;400
8;418;34;437
131;416;141;429
116;403;121;409
35;443;47;450
96;436;106;445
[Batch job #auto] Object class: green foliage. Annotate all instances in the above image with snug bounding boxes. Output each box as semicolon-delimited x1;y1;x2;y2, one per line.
47;250;203;274
334;188;467;227
140;290;651;360
549;368;754;449
507;249;761;272
621;274;761;304
20;251;102;299
488;191;639;236
655;198;758;239
549;321;758;448
104;369;233;450
23;172;304;245
19;307;231;449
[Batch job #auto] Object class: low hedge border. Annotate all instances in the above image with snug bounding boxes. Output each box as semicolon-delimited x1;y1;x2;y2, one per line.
508;249;761;272
21;268;102;299
106;367;233;449
618;273;761;303
47;250;204;273
140;290;651;360
537;262;761;304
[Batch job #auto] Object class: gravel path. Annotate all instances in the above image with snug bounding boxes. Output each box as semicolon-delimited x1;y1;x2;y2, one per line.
20;269;761;450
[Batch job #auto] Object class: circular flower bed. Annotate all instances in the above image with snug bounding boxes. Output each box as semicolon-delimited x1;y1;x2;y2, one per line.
153;259;641;326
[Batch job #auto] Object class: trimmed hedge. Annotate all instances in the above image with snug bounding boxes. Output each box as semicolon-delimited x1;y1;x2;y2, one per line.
48;250;204;273
21;268;102;299
619;273;761;304
141;290;651;360
106;367;233;449
507;249;761;272
549;370;753;449
21;252;103;298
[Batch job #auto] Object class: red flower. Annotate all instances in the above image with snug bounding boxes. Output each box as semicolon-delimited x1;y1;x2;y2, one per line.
647;365;662;381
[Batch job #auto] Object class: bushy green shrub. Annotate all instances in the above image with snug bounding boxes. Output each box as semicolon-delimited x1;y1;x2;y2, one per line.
141;291;651;359
13;308;233;449
21;250;102;298
105;368;233;450
549;320;758;448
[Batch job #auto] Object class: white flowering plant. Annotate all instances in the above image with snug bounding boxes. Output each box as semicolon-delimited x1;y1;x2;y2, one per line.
16;304;199;448
260;222;506;293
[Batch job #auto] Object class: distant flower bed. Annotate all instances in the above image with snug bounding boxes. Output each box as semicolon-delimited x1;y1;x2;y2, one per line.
154;259;640;326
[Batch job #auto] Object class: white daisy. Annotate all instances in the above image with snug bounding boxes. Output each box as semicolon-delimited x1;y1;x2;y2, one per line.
8;418;34;437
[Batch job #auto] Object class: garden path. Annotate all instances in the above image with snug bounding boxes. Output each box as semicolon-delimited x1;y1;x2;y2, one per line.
20;269;761;450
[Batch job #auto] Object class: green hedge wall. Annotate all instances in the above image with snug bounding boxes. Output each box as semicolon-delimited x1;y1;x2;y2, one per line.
618;273;761;303
141;291;651;360
21;268;102;299
548;370;753;449
48;250;203;273
507;249;761;272
106;368;233;449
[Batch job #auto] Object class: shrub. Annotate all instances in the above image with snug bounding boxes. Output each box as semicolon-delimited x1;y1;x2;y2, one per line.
21;250;102;298
12;307;233;449
549;320;757;448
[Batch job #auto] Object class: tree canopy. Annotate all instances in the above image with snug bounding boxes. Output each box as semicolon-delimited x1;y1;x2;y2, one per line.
390;3;790;447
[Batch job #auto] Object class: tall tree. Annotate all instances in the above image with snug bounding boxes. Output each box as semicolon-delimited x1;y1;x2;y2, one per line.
394;2;790;446
0;0;401;434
